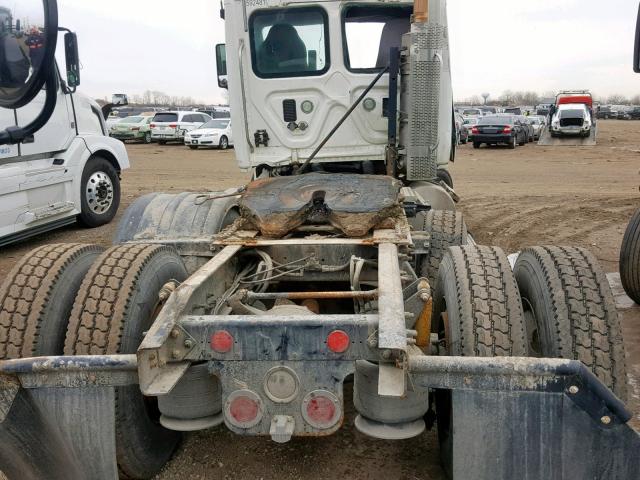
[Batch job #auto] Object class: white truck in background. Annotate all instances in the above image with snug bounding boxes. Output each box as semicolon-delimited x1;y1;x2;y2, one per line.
0;60;129;246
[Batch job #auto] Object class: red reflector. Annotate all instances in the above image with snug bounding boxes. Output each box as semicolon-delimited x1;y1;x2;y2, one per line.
211;330;233;353
327;330;350;353
306;395;336;424
229;396;259;424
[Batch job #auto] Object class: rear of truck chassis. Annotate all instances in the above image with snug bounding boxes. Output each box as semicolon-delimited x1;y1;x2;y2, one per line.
0;186;639;479
1;0;639;478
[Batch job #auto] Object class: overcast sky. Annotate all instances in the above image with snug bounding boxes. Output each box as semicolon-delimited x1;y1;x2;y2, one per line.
56;0;638;104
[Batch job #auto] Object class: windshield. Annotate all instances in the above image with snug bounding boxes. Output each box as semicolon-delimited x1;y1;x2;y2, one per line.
463;109;480;116
480;116;513;125
560;109;585;118
201;120;229;129
119;116;144;124
250;7;329;78
343;6;412;71
152;113;178;123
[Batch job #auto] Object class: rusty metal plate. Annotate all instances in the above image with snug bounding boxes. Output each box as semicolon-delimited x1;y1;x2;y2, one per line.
239;173;403;238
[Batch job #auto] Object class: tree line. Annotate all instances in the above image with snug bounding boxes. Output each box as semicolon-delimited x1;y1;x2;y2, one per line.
459;91;640;106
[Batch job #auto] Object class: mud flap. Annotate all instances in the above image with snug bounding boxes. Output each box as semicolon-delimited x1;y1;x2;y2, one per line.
0;386;119;480
451;389;640;479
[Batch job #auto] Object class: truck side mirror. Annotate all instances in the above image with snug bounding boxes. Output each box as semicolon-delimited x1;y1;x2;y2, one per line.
635;4;640;73
64;31;80;88
216;44;228;89
0;0;58;109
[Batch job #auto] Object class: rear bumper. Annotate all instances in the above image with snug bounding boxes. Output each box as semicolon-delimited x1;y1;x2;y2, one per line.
473;134;512;144
1;353;638;480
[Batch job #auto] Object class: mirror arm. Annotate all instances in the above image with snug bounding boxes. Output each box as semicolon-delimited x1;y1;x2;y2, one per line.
0;75;58;145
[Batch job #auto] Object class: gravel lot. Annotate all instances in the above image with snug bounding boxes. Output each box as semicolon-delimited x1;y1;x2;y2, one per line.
0;120;638;479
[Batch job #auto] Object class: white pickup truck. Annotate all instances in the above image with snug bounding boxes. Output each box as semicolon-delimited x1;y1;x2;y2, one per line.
0;74;129;246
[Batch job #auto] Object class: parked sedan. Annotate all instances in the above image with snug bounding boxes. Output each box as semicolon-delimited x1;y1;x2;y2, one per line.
184;119;233;149
463;117;480;141
527;116;544;140
150;111;213;144
454;113;468;144
109;115;154;143
517;116;535;142
471;115;527;149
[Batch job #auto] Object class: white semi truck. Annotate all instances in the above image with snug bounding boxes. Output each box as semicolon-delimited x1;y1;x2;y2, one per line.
0;1;637;480
0;4;128;247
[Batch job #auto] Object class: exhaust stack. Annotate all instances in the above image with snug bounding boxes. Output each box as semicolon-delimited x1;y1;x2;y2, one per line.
400;0;453;181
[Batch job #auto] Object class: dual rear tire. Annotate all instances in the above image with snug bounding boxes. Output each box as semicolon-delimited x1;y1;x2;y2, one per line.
431;244;628;477
0;243;190;479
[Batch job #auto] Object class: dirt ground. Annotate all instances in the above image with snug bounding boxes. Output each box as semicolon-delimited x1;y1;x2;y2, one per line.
0;120;639;479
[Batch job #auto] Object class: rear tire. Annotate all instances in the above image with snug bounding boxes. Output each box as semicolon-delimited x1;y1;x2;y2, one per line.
158;141;166;145
620;208;640;304
432;245;527;478
509;136;517;149
414;210;468;288
473;142;480;149
0;244;103;359
65;244;187;479
188;145;198;150
143;132;152;144
219;136;229;150
514;246;628;401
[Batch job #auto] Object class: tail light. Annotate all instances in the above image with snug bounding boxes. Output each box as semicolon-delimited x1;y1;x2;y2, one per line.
503;126;512;134
327;330;350;353
150;124;156;128
302;390;341;429
211;330;234;353
169;124;178;129
131;127;140;131
471;126;479;134
225;390;263;428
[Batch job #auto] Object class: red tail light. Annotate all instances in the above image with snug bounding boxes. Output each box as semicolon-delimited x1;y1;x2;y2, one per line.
503;126;512;134
211;330;234;353
327;330;350;353
471;127;479;134
150;124;156;128
225;390;263;428
302;391;341;429
169;124;178;128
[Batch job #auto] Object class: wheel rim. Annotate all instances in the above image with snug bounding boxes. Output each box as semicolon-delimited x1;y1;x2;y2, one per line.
85;171;114;215
145;133;151;143
221;137;228;148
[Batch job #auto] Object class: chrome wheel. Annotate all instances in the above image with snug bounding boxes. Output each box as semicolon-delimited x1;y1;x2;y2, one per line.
219;136;228;149
85;171;114;215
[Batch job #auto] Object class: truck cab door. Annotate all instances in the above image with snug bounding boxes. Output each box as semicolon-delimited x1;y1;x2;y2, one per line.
12;76;77;230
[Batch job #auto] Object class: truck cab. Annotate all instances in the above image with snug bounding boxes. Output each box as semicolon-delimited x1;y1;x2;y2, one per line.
221;0;453;186
0;69;128;246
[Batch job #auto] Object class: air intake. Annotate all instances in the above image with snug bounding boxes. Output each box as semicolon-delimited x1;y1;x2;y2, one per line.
282;100;297;123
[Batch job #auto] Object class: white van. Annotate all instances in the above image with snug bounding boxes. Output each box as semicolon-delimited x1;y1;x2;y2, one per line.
150;111;212;144
0;77;129;246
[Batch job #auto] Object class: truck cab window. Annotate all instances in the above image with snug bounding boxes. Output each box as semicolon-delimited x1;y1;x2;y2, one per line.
343;6;412;72
250;7;329;78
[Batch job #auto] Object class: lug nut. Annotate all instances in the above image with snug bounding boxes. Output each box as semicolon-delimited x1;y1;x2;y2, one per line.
171;349;181;359
601;415;612;425
170;329;180;339
184;339;194;348
568;385;579;395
